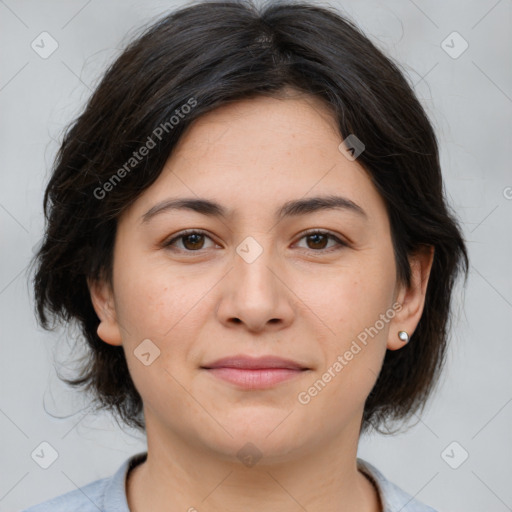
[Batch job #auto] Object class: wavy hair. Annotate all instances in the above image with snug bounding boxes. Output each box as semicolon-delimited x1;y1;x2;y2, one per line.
31;0;469;434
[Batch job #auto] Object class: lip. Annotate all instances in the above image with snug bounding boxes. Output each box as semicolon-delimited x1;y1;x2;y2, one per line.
201;355;307;370
200;355;309;390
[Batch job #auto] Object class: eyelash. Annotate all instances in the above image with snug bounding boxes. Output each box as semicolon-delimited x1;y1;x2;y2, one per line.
162;229;348;255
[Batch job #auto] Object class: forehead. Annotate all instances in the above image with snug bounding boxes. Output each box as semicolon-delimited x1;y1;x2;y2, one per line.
123;94;388;227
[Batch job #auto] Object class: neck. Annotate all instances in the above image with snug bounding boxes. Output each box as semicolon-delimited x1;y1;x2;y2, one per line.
127;411;381;512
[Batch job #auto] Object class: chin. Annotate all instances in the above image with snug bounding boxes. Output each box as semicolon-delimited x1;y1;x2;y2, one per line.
198;419;308;463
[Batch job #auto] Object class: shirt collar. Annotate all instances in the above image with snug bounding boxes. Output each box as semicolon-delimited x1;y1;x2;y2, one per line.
104;452;425;512
103;451;147;511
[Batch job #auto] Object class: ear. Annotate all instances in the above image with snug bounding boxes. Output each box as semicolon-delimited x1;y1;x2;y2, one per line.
387;245;435;350
87;277;123;346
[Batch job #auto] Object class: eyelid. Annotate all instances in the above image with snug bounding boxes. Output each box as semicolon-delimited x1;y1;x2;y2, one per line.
162;228;217;250
297;228;349;245
162;228;349;253
293;229;349;253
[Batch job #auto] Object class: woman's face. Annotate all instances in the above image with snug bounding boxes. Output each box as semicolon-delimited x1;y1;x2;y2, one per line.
91;92;425;462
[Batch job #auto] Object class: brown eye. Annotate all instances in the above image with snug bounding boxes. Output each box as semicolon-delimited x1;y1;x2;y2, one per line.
181;233;205;250
296;230;347;253
163;230;215;252
305;233;329;250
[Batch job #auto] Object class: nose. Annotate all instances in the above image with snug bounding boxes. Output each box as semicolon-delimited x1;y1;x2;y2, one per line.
215;237;295;333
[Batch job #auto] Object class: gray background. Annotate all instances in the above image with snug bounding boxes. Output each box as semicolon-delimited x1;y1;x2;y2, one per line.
1;0;511;511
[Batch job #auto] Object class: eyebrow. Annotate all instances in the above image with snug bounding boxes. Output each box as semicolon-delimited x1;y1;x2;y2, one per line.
141;194;368;223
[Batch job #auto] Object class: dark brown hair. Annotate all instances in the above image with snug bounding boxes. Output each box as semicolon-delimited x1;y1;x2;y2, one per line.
31;0;468;434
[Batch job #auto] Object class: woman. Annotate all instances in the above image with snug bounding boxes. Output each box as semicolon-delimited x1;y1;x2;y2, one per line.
26;0;468;510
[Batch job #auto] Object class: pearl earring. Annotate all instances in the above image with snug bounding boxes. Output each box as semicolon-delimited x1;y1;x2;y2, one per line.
398;331;409;343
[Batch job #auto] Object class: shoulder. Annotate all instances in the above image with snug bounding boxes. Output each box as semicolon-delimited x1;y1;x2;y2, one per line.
20;477;110;512
21;452;147;512
357;458;438;512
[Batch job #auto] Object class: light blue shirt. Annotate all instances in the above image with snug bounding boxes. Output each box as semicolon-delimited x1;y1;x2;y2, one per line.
21;452;438;511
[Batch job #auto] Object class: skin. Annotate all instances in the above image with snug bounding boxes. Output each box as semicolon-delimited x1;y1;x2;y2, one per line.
89;89;434;512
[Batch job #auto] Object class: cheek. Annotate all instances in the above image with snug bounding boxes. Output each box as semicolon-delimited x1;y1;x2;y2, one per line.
112;263;209;411
113;253;209;341
304;252;396;391
112;257;218;397
296;274;392;433
315;259;396;342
